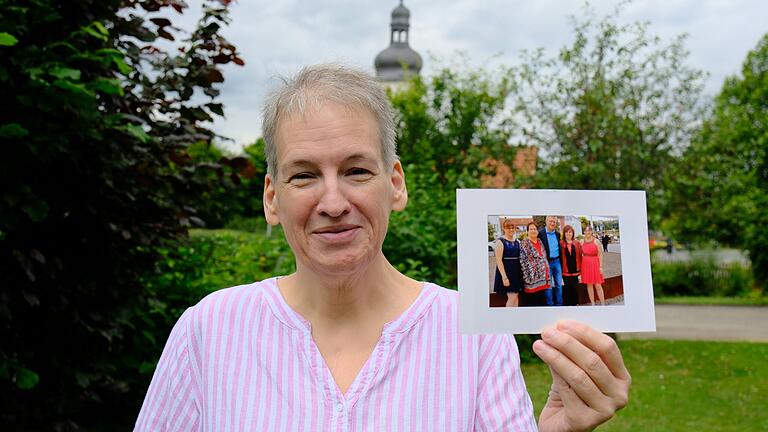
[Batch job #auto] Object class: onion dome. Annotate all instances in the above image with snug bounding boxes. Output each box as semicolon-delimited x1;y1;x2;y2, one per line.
374;1;422;82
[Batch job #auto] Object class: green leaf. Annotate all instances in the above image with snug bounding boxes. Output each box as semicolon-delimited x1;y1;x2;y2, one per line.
142;330;156;344
122;124;151;143
92;21;108;36
0;32;18;46
82;23;108;41
53;79;94;97
139;361;157;375
112;56;133;75
0;123;29;138
96;49;133;75
16;368;39;390
92;78;124;95
49;67;81;81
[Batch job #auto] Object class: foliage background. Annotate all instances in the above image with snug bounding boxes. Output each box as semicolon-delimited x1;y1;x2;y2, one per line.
663;33;768;287
0;0;252;428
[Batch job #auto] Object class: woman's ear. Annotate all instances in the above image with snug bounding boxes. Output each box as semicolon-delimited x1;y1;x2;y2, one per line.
263;173;280;225
390;160;408;212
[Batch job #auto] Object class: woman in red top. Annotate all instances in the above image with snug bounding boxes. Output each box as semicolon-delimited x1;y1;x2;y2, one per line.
581;225;606;305
559;224;583;306
519;221;551;306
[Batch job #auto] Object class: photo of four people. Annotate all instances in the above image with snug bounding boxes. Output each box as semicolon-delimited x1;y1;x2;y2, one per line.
488;215;625;308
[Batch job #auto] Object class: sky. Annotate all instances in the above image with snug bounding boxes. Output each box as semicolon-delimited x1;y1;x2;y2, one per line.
172;0;767;151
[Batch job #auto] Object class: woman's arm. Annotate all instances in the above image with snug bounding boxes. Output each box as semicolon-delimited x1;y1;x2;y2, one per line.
597;239;604;272
493;240;509;286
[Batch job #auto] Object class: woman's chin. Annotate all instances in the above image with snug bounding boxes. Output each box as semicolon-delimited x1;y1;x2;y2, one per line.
303;252;379;278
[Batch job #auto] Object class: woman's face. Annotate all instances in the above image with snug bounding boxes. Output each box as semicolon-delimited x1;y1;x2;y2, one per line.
565;230;574;241
503;224;515;238
528;225;538;240
584;227;593;239
263;103;408;276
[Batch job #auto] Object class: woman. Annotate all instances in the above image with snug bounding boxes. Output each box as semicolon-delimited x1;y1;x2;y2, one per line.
519;221;551;307
136;64;630;431
581;225;606;305
493;218;524;307
559;224;583;306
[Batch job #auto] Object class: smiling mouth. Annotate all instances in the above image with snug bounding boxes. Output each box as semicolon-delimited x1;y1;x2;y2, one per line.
313;225;360;242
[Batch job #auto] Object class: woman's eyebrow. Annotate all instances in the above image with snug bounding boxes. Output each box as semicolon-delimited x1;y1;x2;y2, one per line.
281;159;316;171
344;153;379;164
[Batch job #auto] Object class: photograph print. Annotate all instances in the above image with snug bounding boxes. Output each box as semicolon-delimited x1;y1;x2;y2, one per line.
457;189;655;334
487;215;623;308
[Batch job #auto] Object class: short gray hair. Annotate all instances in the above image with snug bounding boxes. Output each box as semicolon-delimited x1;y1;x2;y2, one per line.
262;63;398;178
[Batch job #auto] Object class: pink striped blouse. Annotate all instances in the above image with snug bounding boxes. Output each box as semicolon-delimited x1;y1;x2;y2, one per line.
135;278;537;431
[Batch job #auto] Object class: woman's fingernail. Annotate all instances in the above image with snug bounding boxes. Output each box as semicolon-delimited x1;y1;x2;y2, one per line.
533;340;551;355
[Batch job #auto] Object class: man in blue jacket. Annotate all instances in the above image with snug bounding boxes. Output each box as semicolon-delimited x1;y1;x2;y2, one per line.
540;216;563;306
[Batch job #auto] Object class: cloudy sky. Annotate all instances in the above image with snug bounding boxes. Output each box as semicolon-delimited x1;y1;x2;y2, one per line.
176;0;767;151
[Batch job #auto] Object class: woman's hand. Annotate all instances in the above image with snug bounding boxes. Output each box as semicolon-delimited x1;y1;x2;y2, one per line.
503;276;510;287
533;320;631;432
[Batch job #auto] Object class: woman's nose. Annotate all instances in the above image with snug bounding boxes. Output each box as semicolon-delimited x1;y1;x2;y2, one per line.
316;177;351;218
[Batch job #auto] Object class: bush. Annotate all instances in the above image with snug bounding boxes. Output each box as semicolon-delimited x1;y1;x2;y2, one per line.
143;227;295;305
130;227;295;413
224;215;270;233
652;258;755;297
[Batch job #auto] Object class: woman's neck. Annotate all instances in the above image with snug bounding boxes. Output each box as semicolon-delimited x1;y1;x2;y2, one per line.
278;255;421;328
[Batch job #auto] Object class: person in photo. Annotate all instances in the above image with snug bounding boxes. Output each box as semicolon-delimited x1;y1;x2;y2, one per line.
519;221;551;307
581;225;606;306
493;218;524;307
539;216;564;306
560;224;583;306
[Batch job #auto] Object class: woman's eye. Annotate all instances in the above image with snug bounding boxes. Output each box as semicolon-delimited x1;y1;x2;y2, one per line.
288;172;314;182
348;168;373;177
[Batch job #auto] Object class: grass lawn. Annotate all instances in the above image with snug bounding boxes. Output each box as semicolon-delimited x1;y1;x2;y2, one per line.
521;340;768;431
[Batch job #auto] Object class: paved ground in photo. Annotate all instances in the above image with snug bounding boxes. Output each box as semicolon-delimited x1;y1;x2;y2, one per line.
620;305;768;342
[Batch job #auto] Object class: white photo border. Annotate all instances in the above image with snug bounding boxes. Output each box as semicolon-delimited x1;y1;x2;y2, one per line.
457;189;656;334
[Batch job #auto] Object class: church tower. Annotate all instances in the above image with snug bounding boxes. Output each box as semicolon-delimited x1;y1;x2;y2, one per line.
374;1;422;83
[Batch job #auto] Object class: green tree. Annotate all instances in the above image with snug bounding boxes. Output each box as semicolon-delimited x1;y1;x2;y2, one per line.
0;0;244;427
510;4;707;227
385;67;544;363
385;67;518;288
580;216;590;232
665;33;768;287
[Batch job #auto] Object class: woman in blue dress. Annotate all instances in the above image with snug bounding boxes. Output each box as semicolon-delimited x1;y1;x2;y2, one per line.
493;218;524;307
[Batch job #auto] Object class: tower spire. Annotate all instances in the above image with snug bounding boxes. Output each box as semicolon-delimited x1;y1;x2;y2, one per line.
374;1;422;82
